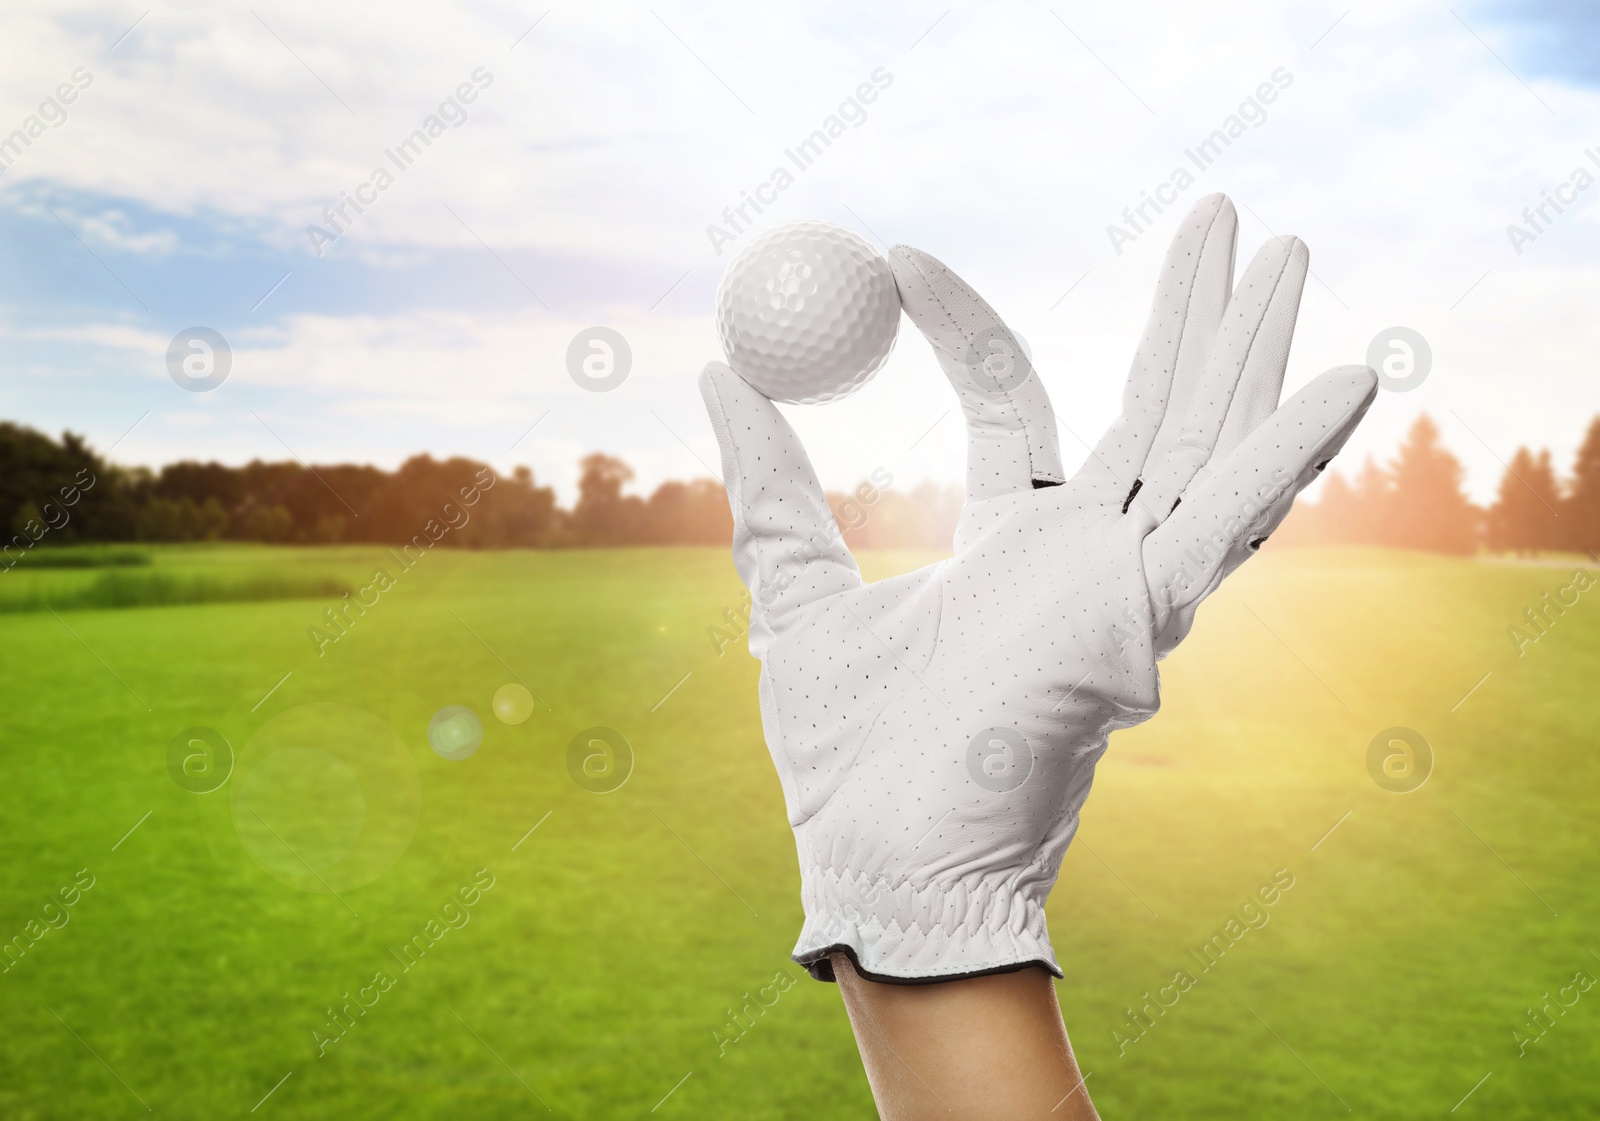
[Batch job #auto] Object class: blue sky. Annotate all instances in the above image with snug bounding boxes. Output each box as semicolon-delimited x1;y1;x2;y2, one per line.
2;1;1599;503
1482;0;1600;86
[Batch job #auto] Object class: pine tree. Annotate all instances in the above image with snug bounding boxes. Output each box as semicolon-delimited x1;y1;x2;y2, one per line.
1386;414;1478;554
1487;447;1561;555
1278;458;1396;548
1269;470;1339;547
1565;416;1600;557
1306;468;1361;544
1351;456;1395;544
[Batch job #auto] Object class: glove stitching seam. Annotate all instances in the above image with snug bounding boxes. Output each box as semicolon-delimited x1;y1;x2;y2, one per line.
1154;249;1298;512
1136;201;1233;483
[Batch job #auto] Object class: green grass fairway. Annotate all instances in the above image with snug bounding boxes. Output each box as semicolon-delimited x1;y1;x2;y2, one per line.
1;544;1597;1119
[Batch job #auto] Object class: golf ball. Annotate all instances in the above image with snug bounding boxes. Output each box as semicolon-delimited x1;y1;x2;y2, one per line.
716;220;900;405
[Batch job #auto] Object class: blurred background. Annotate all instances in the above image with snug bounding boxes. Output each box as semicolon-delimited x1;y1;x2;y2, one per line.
2;2;1598;1118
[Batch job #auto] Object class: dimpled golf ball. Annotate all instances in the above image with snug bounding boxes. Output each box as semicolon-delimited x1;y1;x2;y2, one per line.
716;220;900;405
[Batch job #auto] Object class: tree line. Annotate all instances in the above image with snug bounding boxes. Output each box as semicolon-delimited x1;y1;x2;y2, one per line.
0;420;962;555
4;413;1596;558
1274;413;1600;556
0;421;729;551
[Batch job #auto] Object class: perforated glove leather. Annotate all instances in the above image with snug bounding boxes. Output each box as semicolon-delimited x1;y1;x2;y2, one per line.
700;193;1377;982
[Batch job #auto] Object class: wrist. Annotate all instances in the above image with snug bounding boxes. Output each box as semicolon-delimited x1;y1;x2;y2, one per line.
832;953;1098;1121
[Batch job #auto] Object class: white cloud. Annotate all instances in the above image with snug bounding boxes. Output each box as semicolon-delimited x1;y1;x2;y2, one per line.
2;0;1598;502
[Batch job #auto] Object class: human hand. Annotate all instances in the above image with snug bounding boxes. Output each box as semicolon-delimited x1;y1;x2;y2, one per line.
700;192;1377;982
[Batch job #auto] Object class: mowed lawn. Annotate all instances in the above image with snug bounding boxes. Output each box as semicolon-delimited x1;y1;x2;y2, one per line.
0;543;1597;1119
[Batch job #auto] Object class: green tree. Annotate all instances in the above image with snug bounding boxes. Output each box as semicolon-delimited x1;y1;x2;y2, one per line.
137;496;207;541
241;505;294;542
0;423;134;541
313;515;347;543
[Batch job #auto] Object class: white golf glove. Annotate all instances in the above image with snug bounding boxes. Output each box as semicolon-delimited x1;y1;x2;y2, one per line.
700;193;1377;982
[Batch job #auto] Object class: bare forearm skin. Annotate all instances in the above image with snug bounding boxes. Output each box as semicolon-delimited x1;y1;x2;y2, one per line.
831;953;1100;1120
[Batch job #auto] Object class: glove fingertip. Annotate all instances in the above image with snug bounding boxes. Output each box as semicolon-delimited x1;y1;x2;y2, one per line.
887;243;941;276
1325;362;1379;399
699;359;734;395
